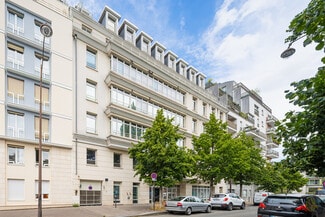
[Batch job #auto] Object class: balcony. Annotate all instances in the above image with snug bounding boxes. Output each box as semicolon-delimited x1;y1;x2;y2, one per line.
227;120;237;133
266;138;280;148
266;150;279;159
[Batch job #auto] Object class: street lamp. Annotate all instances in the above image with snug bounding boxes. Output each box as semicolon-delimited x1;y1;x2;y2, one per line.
38;23;52;217
280;35;306;58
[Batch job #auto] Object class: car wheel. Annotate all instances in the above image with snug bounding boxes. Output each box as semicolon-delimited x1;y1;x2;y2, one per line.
227;203;233;211
241;202;246;209
167;211;173;214
185;207;192;215
206;206;212;213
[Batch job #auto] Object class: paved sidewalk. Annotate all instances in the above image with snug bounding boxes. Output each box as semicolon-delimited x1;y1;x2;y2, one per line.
0;204;166;217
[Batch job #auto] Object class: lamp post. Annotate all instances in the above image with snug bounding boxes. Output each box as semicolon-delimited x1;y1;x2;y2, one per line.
38;23;52;217
280;35;306;58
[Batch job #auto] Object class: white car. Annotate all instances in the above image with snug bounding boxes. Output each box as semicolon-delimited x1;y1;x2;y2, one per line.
165;196;212;215
253;191;273;205
209;193;245;211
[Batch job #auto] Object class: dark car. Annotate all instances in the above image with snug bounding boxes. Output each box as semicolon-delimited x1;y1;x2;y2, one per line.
257;194;325;217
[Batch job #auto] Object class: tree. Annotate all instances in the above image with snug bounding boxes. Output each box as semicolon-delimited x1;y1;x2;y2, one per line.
277;0;325;176
274;161;308;193
255;162;284;193
221;133;266;197
192;113;232;197
128;109;193;203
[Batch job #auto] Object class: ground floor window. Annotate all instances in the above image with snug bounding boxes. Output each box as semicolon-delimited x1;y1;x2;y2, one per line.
8;179;25;201
192;186;210;200
35;180;50;199
133;183;139;204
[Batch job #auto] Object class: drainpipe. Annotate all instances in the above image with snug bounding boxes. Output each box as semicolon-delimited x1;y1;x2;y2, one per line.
73;33;78;176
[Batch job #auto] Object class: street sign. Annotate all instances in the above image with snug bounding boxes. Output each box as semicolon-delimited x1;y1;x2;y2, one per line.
151;173;157;181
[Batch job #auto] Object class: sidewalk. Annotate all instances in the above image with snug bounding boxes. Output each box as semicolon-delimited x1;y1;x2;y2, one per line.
0;204;166;217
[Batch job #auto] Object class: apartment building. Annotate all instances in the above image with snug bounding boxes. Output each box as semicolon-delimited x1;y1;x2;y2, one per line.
206;81;279;202
1;0;73;208
1;0;233;208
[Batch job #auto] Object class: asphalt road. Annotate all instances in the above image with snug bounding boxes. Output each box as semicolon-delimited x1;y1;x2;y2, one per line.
147;205;258;217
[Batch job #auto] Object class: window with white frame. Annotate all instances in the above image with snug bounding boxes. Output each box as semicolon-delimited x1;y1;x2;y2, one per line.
7;7;24;35
8;146;24;164
125;28;133;43
87;149;96;165
8;179;25;201
86;47;97;69
86;112;97;134
107;16;116;32
141;40;149;53
7;77;24;104
203;103;207;116
34;117;49;141
35;180;49;199
34;52;50;79
34;85;50;111
254;104;259;116
34;20;50;44
7;42;24;69
35;149;49;166
7;111;24;138
192;119;197;133
193;98;197;111
86;79;97;101
114;153;121;168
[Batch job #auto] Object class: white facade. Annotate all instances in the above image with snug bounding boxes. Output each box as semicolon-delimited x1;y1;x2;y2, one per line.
0;0;279;209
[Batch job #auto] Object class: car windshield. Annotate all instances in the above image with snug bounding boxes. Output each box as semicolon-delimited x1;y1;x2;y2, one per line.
266;196;302;205
213;194;226;198
170;196;186;201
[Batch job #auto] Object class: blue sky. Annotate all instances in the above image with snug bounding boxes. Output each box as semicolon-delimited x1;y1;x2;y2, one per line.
66;0;322;120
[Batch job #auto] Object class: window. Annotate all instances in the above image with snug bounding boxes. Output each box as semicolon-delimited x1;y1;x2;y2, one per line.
8;146;24;164
34;85;50;111
192;119;197;133
8;179;25;201
34;20;50;44
7;42;24;69
86;47;97;69
86;112;96;134
254;105;259;116
7;7;24;35
114;153;121;168
87;149;96;165
34;52;50;79
35;180;49;199
113;182;120;203
193;98;197;111
203;103;207;116
7;77;24;104
82;24;92;33
86;80;97;101
141;40;149;53
34;117;49;141
125;28;133;43
35;149;49;166
7;111;24;138
176;139;184;147
192;186;210;200
107;16;116;32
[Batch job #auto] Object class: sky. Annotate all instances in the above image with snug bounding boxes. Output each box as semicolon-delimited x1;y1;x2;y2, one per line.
66;0;322;120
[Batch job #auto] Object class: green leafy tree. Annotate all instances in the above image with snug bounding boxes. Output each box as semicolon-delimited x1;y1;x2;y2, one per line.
192;113;232;197
221;133;266;197
274;161;308;193
128;109;193;202
255;162;284;193
277;0;325;176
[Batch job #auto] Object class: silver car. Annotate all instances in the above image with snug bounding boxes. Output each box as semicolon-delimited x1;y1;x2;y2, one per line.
165;196;212;215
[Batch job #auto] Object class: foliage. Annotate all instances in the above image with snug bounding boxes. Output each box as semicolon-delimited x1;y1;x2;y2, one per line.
128;109;193;187
277;0;325;176
256;161;308;193
191;113;231;195
222;132;266;197
255;162;285;193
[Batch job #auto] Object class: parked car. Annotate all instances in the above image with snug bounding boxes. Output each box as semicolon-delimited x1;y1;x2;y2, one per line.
257;194;325;217
317;195;325;202
209;193;245;211
253;191;273;205
165;196;212;215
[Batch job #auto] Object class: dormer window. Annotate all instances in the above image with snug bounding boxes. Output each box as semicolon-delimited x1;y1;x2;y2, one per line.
126;28;133;43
